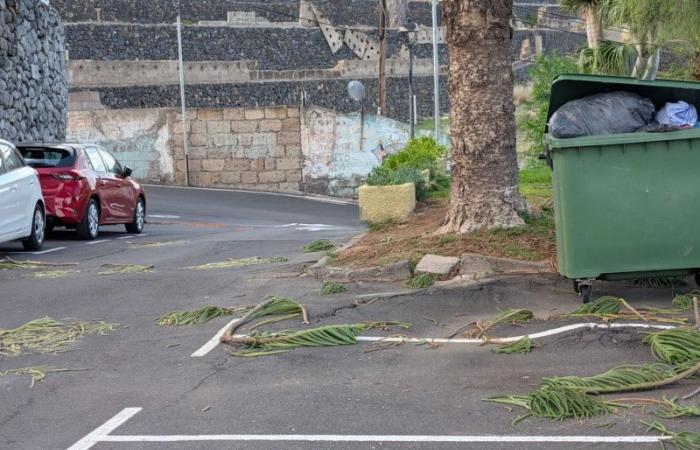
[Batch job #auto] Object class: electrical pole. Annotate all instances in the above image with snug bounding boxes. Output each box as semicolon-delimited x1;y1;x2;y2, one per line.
431;0;440;142
176;15;190;186
378;0;387;116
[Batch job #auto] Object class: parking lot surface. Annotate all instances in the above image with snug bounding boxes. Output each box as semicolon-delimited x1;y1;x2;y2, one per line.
1;186;697;450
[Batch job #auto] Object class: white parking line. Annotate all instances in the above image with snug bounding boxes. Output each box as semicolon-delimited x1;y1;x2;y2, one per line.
66;408;142;450
67;407;668;449
148;214;181;219
191;322;677;358
3;246;66;255
86;240;108;245
190;317;242;357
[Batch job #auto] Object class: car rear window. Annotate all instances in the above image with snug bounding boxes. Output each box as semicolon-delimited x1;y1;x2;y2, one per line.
18;147;75;168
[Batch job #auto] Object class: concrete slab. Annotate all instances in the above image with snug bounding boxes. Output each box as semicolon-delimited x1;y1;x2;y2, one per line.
415;254;460;278
458;252;551;281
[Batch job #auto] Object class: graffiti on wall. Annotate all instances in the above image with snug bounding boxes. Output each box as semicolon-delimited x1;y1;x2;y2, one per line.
301;106;413;197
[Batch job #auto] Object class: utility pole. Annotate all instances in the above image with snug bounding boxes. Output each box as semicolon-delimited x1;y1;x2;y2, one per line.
176;15;190;186
378;0;387;116
431;0;440;142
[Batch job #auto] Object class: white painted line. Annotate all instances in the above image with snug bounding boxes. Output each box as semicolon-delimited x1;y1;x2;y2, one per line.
116;236;133;240
356;322;678;345
67;407;669;447
86;240;108;245
148;214;181;219
100;434;667;444
190;317;242;357
4;246;67;255
66;407;142;450
33;246;67;255
193;322;676;358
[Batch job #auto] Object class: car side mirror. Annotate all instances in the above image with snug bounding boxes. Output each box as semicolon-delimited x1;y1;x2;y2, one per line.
122;165;133;178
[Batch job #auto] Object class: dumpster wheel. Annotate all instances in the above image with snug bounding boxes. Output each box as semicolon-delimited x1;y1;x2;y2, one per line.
573;280;593;304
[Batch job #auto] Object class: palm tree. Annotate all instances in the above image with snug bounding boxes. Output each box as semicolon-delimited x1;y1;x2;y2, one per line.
439;0;524;233
598;0;674;80
560;0;603;49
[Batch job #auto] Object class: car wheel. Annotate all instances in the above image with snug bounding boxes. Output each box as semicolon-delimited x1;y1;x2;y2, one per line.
125;197;145;234
76;198;100;240
22;203;45;251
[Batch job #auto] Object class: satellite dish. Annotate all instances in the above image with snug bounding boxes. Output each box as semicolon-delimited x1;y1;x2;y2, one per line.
347;80;366;102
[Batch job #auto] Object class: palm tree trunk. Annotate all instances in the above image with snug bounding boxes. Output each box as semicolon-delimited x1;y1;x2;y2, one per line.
584;5;603;49
693;49;700;81
439;0;524;234
642;48;660;80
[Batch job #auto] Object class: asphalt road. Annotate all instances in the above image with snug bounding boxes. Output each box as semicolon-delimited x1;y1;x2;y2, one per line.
1;186;698;450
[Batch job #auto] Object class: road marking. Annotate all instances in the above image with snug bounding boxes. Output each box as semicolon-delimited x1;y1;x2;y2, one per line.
191;322;676;358
3;246;66;255
68;407;669;448
66;407;142;450
148;214;181;219
86;240;108;245
275;223;341;231
190;317;243;357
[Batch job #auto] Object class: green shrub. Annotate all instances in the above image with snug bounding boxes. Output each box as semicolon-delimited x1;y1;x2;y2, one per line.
366;166;427;200
519;52;579;167
380;137;447;177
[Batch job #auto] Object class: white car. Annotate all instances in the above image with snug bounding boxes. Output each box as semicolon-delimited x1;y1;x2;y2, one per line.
0;139;46;250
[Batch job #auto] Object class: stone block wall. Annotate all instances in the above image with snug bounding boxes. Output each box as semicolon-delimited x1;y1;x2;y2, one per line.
0;0;67;143
177;106;303;192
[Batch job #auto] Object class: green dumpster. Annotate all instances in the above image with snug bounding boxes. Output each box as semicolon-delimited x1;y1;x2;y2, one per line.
544;74;700;302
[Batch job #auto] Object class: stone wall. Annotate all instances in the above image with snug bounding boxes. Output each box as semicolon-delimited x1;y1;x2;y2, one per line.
66;106;304;192
181;107;303;191
72;75;450;124
0;0;67;143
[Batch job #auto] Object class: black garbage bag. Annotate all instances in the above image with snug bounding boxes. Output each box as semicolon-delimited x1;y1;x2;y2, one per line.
549;91;655;138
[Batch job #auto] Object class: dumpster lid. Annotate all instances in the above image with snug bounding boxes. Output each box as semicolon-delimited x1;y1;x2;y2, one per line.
546;74;700;125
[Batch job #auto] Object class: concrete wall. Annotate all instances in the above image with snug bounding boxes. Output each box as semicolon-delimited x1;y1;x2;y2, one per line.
0;0;67;143
66;108;176;183
301;106;442;198
66;106;303;192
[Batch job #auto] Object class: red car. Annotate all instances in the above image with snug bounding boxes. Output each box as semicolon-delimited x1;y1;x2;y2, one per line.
16;143;146;240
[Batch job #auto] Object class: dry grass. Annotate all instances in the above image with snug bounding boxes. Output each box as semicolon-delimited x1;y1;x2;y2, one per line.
334;199;556;269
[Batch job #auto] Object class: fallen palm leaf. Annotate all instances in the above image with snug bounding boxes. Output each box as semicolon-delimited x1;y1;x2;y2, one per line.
406;273;434;288
157;306;249;326
634;277;684;288
302;239;336;253
541;364;675;392
0;366;87;387
643;329;700;365
672;293;698;311
0;317;115;357
653;397;700;418
363;334;407;353
643;421;700;450
466;309;534;338
227;321;411;357
492;336;536;354
0;257;78;270
570;296;623;316
31;270;79;279
319;282;346;295
99;264;154;275
220;296;308;342
485;386;617;421
188;256;287;270
248;313;301;330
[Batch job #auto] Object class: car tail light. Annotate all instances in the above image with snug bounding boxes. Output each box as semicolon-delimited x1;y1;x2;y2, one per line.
52;171;83;181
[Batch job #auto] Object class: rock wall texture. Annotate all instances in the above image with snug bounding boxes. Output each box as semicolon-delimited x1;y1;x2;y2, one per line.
0;0;67;143
73;76;450;124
